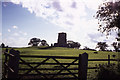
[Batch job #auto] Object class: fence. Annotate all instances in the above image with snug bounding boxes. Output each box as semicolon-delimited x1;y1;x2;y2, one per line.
3;49;119;80
3;49;20;79
88;55;118;69
87;55;119;80
3;49;88;80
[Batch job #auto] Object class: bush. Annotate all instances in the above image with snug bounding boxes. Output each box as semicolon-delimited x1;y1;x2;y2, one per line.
118;63;120;73
94;64;120;80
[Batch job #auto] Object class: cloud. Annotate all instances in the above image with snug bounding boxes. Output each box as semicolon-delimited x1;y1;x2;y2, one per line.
52;1;62;11
0;33;2;36
23;32;27;36
3;29;28;47
19;31;28;36
88;31;117;49
105;0;120;3
10;0;101;30
82;0;103;10
0;33;2;43
2;0;11;2
10;0;117;48
13;33;19;36
13;25;18;29
8;29;11;32
3;37;29;47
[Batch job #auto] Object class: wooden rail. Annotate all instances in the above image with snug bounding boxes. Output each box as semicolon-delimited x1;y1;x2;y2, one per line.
3;49;88;80
88;55;119;69
3;49;119;80
18;54;88;80
3;49;20;79
88;59;118;61
20;55;79;59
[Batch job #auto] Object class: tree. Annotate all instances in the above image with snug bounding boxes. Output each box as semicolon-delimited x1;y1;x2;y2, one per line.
41;40;48;46
73;42;81;49
51;43;53;47
28;38;41;46
96;1;120;52
1;43;5;48
96;42;108;51
111;42;118;52
67;40;74;48
118;42;120;51
83;46;90;50
96;1;120;35
67;40;81;49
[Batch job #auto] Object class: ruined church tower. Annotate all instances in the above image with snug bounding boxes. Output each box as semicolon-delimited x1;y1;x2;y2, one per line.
54;32;67;47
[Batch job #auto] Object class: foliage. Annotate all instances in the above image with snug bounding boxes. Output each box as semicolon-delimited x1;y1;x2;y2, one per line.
94;64;120;80
41;40;49;46
96;1;120;35
118;63;120;73
111;42;120;52
0;43;5;48
83;46;96;51
96;42;108;51
67;40;81;49
28;38;41;46
83;46;89;50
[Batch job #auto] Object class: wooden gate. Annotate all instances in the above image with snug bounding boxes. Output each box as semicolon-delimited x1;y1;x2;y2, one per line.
3;49;88;80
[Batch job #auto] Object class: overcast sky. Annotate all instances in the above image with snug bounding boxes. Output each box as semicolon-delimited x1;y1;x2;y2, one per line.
1;0;118;49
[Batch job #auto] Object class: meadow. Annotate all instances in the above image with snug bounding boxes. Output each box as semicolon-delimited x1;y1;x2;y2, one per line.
2;47;119;79
12;47;118;58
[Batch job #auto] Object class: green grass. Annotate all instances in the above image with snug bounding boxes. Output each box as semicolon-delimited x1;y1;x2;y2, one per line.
10;47;117;58
2;47;119;79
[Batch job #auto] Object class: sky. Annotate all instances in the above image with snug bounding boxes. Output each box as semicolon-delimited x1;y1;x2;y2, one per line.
1;0;118;49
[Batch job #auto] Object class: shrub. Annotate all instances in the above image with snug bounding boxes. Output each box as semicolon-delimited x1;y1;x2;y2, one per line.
118;63;120;73
94;64;120;80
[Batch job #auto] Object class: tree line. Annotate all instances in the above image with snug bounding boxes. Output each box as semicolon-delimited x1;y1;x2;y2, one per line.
28;38;81;49
27;38;120;52
1;39;119;52
1;38;119;52
28;38;49;47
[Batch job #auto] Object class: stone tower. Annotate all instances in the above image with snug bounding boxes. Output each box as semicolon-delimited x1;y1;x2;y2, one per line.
54;32;67;47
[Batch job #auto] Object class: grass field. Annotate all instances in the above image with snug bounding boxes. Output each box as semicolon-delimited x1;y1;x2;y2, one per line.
11;47;118;58
2;47;119;79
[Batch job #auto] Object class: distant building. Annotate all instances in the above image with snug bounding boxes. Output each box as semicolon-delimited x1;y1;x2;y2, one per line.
54;32;67;47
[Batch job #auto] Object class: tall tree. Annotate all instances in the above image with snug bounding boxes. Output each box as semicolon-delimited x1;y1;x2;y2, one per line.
28;38;41;46
96;1;120;35
96;42;108;51
96;1;120;52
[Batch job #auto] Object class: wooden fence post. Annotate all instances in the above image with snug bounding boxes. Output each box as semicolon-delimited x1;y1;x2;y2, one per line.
8;49;20;79
108;55;110;66
78;52;88;80
78;54;81;80
4;49;8;78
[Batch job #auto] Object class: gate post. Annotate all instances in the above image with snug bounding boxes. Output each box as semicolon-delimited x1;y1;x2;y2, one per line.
108;55;110;66
4;49;9;78
8;49;20;79
78;52;88;80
